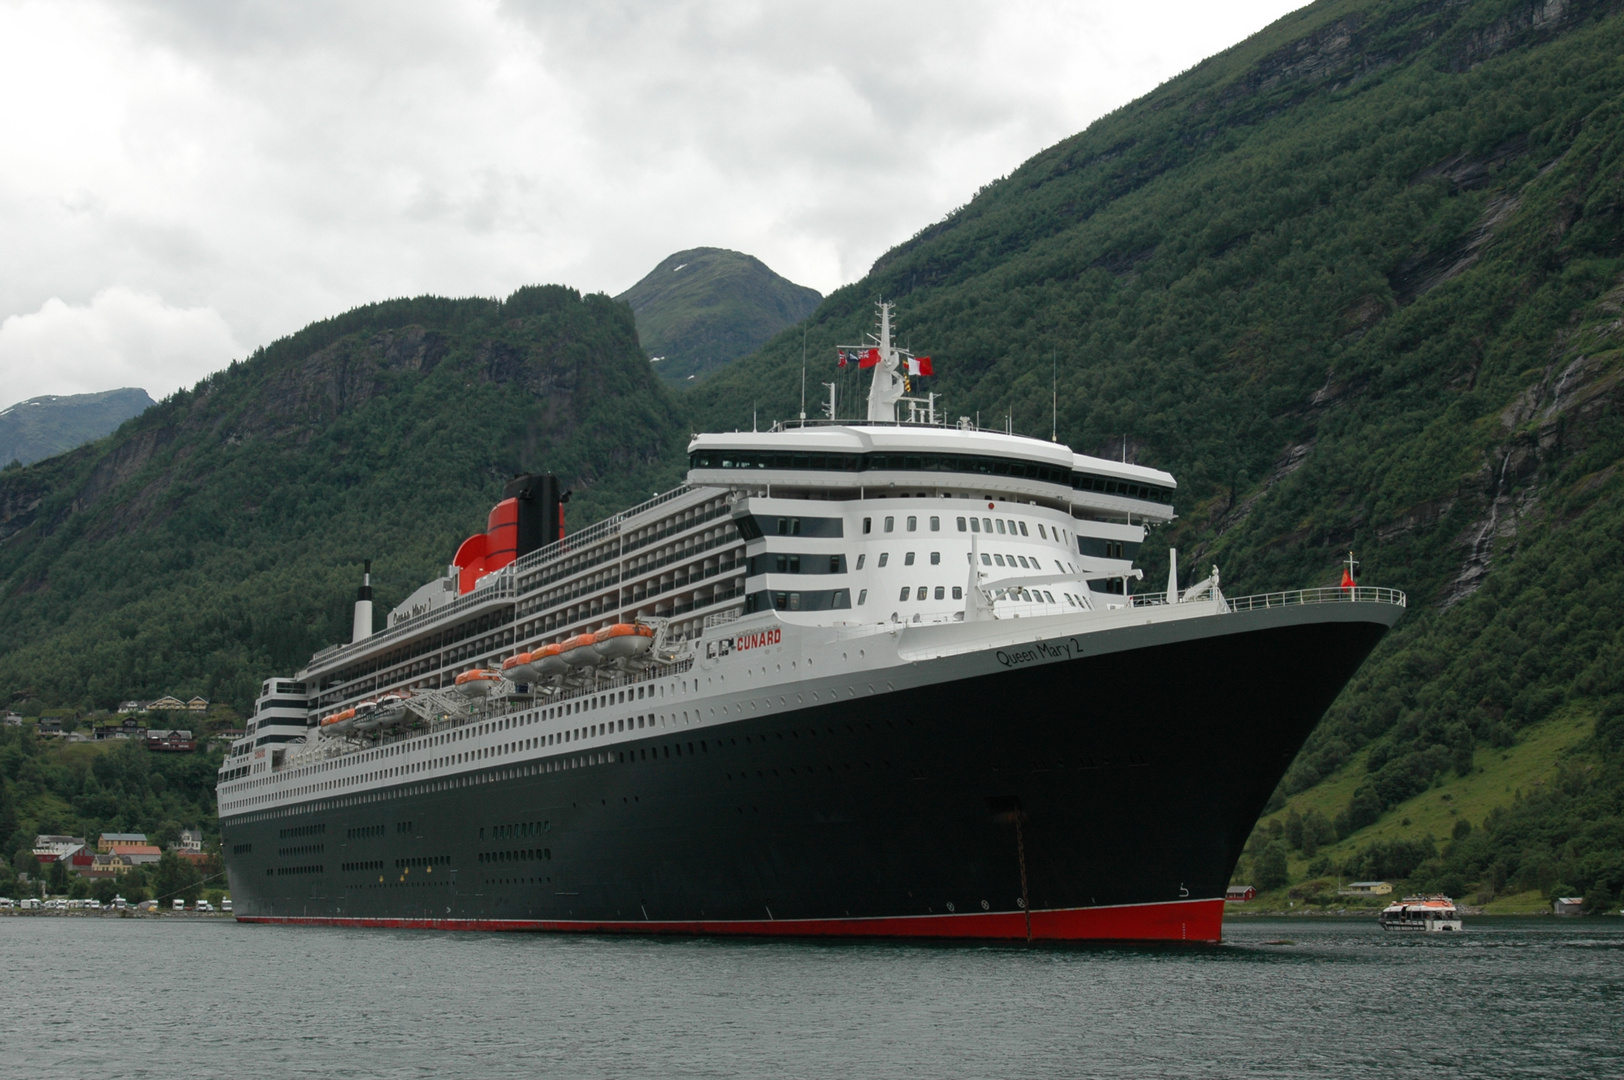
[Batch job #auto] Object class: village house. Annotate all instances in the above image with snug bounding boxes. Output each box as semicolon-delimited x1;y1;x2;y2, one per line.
1342;881;1393;896
186;697;209;712
98;832;148;852
1225;885;1257;902
85;851;139;878
31;835;87;863
1553;897;1585;915
172;828;204;853
116;700;147;714
108;843;162;866
146;696;186;712
145;729;196;752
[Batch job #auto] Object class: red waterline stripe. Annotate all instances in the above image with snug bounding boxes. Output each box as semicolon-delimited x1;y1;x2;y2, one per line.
237;898;1223;943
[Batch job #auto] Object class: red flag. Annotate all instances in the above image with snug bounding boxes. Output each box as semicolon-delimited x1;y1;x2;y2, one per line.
858;348;880;369
1340;567;1356;589
836;349;848;367
908;355;933;376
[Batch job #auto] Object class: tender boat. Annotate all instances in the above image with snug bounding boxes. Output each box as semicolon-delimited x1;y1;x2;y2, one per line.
1379;895;1463;932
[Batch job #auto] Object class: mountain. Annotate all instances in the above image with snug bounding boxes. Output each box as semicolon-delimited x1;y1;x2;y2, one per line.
0;388;155;467
687;0;1624;910
0;286;689;715
616;247;821;383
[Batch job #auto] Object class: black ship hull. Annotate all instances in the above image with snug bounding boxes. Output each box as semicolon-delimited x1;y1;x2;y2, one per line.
223;606;1393;942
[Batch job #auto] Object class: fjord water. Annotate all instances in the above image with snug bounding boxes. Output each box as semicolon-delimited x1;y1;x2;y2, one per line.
4;917;1619;1078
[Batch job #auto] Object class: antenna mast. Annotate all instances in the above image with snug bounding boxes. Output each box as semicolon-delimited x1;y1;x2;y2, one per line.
800;327;807;423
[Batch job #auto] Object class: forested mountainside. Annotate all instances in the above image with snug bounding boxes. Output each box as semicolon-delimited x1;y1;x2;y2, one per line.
0;388;155;468
0;287;689;715
688;0;1624;909
616;248;821;384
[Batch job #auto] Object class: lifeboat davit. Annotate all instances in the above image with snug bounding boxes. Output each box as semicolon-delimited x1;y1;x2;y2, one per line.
594;623;655;661
559;633;601;668
455;669;503;697
320;708;357;735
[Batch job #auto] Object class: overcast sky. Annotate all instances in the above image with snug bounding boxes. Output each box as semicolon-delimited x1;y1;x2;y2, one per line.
0;0;1305;409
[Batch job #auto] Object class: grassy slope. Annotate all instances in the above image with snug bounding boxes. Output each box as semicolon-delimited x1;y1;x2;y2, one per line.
616;248;821;384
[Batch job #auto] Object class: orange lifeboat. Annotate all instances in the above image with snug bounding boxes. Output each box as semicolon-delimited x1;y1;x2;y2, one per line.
454;669;503;697
320;708;357;735
593;623;655;661
559;633;601;668
503;642;568;682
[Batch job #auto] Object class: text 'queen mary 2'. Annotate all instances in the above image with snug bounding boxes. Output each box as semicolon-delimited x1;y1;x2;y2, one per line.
218;303;1404;943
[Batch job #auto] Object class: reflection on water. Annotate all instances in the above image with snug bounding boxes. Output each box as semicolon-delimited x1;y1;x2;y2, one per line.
4;916;1621;1079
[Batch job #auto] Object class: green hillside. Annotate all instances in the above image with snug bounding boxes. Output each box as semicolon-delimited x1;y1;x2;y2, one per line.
0;388;155;467
0;286;689;716
687;0;1624;910
616;247;821;383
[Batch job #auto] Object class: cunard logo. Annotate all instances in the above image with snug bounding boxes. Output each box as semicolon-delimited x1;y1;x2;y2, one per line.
705;627;782;659
734;628;781;652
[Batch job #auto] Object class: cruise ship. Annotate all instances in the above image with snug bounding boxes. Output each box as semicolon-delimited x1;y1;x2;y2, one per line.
217;303;1405;942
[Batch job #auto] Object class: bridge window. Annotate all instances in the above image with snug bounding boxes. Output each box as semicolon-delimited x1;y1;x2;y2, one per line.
904;553;915;566
906;516;917;531
899;587;910;601
884;516;894;533
934;586;945;600
878;553;889;567
957;517;967;532
952;586;964;599
930;552;940;565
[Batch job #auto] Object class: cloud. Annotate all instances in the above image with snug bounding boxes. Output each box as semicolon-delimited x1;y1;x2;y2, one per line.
0;0;1308;401
0;287;243;409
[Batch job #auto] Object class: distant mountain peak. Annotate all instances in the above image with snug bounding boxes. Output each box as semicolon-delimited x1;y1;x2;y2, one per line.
0;387;154;467
616;248;821;384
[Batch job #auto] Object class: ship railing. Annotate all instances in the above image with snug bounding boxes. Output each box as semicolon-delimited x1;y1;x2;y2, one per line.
511;485;697;574
1130;586;1407;611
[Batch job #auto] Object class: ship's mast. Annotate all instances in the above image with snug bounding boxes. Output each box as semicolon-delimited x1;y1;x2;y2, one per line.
865;301;906;422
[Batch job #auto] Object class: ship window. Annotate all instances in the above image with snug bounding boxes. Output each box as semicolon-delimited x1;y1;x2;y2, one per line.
906;516;917;531
981;553;992;566
1056;560;1065;572
916;584;926;599
930;552;940;565
968;518;979;533
899;587;910;601
856;554;865;570
993;554;1005;566
1018;522;1029;536
858;589;867;606
957;517;967;532
878;553;889;567
930;516;940;531
1043;591;1056;603
995;520;1006;534
863;518;871;534
932;586;943;599
953;586;963;599
1038;524;1047;539
1016;556;1028;568
904;552;915;566
982;518;993;532
884;516;894;533
829;555;841;573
